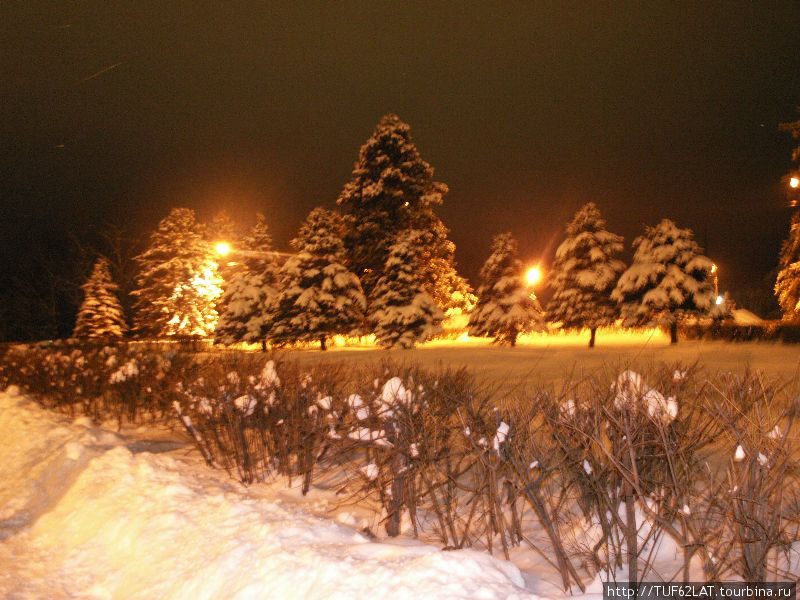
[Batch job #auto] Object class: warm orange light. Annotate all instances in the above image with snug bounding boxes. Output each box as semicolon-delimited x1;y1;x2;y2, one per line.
790;176;800;189
214;241;231;256
710;263;717;274
525;266;542;286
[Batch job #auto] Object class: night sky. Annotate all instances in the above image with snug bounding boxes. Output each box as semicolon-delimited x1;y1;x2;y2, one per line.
2;2;800;332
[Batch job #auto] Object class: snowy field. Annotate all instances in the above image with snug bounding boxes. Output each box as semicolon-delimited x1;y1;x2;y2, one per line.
277;334;800;389
0;387;537;599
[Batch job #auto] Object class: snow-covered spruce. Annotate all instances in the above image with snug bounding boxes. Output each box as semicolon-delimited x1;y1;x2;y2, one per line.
428;256;475;316
207;209;237;248
775;211;800;320
266;208;366;350
73;257;127;339
336;114;463;310
547;202;624;348
468;232;545;346
368;230;444;349
131;207;222;337
215;214;280;348
611;219;714;344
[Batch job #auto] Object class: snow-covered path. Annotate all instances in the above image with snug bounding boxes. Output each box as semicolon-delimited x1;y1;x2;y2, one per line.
0;388;535;599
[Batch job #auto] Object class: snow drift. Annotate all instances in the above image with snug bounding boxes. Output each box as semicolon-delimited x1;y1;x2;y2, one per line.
0;388;534;599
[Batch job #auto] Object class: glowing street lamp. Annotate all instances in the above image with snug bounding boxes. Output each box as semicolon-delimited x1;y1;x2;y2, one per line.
525;265;542;287
787;174;800;208
214;241;232;257
214;241;294;262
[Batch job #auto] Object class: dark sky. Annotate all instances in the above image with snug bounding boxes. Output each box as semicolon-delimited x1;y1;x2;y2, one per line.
2;2;800;300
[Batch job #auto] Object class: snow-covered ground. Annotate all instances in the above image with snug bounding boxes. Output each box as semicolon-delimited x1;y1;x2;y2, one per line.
0;387;538;599
281;337;800;390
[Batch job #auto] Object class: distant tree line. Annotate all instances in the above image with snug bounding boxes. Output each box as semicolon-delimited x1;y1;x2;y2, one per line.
22;113;800;346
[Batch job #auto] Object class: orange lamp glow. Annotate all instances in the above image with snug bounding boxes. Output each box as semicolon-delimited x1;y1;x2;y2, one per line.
214;241;232;257
525;266;542;286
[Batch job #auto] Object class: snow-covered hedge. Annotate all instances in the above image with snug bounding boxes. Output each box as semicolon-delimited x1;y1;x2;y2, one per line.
166;358;800;590
680;321;800;343
2;344;799;589
0;340;190;426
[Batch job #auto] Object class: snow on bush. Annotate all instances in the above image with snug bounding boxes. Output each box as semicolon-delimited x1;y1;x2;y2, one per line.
0;342;177;426
109;358;139;384
4;345;800;588
613;370;678;422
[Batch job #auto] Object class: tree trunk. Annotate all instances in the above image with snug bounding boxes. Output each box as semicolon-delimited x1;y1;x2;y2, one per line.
670;321;678;344
589;327;597;348
320;336;327;351
260;339;267;353
509;333;517;347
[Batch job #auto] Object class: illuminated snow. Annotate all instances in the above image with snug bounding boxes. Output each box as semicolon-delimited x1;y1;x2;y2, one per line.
0;389;532;599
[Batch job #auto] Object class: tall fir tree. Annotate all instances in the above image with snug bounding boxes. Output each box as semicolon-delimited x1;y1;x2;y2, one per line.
132;207;222;337
776;110;800;319
208;209;238;244
368;229;444;349
547;203;625;348
428;255;476;314
775;212;800;320
779;110;800;164
267;208;366;350
612;218;714;344
73;257;127;339
336;114;461;307
468;232;545;346
215;213;281;347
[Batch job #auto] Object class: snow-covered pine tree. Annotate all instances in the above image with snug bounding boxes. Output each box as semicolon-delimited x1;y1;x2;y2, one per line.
775;212;800;320
215;214;280;348
368;230;445;349
429;255;476;314
336;114;458;307
547;203;625;348
779;111;800;164
468;232;545;346
611;218;714;344
776;111;800;320
73;257;127;339
208;209;237;244
428;256;477;337
266;208;365;350
131;207;222;337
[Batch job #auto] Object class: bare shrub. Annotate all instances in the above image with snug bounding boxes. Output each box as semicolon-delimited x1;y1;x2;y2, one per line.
3;345;800;591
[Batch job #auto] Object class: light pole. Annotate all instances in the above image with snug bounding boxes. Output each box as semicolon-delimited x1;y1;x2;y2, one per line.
710;263;719;298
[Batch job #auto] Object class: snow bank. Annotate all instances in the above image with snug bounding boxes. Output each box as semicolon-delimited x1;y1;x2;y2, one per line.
0;389;534;599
